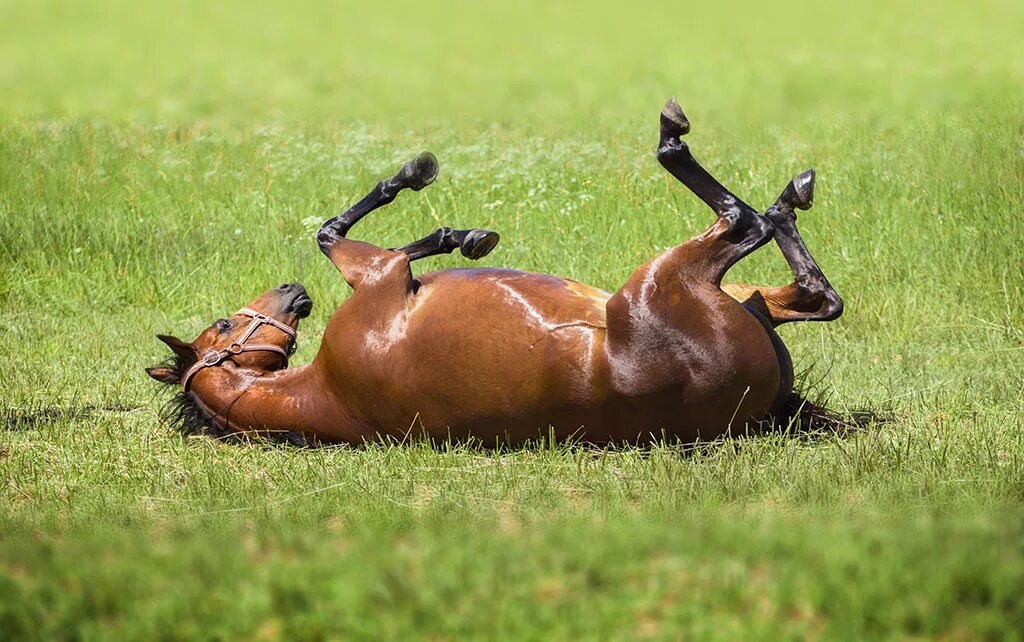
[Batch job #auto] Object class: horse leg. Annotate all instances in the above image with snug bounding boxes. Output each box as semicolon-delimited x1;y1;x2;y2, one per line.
603;100;781;423
653;98;774;283
394;227;500;261
612;97;780;294
316;153;438;288
316;152;438;242
722;170;844;326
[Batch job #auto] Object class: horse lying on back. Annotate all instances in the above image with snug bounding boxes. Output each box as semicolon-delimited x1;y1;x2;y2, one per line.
148;99;845;445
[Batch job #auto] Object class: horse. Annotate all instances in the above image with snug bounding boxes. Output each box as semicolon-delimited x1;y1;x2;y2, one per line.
147;99;845;446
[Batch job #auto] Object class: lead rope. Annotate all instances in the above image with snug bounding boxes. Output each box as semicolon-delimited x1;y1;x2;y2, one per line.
180;308;296;392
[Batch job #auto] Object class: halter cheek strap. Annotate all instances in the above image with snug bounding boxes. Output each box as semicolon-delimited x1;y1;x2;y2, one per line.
180;307;296;392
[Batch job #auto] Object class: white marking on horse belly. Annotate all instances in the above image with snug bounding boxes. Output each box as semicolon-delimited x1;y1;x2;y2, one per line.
575;327;598;399
497;281;556;330
498;279;603;398
363;287;432;354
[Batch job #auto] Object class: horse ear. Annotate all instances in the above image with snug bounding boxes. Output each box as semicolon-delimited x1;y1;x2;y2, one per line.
146;366;180;385
156;334;197;365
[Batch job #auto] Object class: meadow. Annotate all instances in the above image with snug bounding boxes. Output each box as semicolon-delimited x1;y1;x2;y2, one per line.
2;0;1023;638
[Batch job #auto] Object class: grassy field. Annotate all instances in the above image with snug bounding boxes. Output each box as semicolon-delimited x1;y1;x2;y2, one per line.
2;0;1023;638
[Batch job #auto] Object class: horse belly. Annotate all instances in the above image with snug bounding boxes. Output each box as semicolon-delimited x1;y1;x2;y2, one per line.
364;271;613;442
329;269;782;445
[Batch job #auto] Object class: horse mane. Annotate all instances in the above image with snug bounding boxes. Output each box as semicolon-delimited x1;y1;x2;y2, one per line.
151;353;229;439
153;354;314;446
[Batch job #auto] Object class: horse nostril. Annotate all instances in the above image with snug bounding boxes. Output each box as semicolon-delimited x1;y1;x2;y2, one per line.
277;283;292;292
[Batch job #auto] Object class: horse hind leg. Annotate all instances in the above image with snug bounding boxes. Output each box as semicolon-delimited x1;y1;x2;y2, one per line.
723;170;844;326
604;102;782;405
611;99;782;314
655;98;774;283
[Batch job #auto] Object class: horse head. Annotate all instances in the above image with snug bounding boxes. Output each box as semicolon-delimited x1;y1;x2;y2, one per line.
146;283;312;389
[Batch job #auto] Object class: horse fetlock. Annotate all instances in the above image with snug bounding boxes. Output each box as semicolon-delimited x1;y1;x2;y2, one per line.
819;282;843;319
656;140;689;165
793;274;842;320
822;288;844;320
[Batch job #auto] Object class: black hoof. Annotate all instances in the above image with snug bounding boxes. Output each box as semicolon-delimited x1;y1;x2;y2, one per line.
460;229;500;260
400;152;440;191
660;97;691;140
781;169;816;211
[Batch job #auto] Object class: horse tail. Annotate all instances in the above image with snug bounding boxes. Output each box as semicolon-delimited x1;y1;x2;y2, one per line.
773;367;882;434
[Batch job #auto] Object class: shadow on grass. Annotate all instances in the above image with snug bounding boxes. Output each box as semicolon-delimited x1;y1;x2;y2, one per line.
0;403;141;431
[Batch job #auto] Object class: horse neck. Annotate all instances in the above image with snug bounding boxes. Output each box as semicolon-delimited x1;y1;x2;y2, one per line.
187;363;345;437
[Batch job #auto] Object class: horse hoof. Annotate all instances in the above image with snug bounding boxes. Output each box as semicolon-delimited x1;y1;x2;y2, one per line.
401;152;439;191
660;97;690;139
782;169;816;211
460;229;500;260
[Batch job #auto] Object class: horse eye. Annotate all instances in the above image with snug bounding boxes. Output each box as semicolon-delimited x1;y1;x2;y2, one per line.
215;319;231;332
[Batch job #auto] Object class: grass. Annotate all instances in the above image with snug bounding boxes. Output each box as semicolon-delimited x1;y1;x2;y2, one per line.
2;0;1023;638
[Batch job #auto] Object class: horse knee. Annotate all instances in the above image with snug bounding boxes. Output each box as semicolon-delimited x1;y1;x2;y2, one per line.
317;230;335;254
317;218;348;255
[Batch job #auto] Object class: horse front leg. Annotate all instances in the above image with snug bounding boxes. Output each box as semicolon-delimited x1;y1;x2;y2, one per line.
316;151;438;247
316;151;504;286
394;227;500;261
315;153;438;289
722;170;844;326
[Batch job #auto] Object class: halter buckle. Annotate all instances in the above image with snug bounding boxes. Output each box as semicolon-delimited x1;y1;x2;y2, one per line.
201;351;224;366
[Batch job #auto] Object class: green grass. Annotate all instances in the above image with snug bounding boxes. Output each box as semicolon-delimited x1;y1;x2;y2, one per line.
2;0;1024;639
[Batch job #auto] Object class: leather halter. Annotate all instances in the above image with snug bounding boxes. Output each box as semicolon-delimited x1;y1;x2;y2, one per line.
180;307;296;392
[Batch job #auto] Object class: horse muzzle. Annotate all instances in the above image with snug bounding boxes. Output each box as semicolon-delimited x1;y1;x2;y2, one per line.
277;283;313;318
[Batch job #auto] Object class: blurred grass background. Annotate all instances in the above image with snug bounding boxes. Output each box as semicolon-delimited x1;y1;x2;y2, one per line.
2;0;1023;639
3;0;1022;126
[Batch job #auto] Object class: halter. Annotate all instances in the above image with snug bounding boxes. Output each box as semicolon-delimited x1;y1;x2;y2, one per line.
180;307;296;392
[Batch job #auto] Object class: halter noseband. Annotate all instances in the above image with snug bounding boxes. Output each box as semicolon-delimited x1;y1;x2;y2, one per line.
180;307;296;392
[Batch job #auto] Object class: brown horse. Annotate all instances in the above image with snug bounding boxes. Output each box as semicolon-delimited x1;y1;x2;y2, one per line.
147;99;844;445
